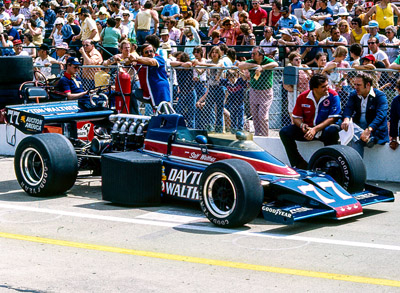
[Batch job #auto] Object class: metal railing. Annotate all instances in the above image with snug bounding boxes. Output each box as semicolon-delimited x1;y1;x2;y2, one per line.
33;64;400;137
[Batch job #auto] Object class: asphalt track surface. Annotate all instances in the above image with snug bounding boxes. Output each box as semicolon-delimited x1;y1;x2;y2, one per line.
0;155;400;293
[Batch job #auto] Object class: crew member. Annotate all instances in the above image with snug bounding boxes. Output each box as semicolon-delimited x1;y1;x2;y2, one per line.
57;57;106;110
279;73;341;169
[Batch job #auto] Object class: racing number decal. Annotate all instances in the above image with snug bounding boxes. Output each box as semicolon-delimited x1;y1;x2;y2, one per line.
316;181;352;200
298;184;335;204
7;110;20;125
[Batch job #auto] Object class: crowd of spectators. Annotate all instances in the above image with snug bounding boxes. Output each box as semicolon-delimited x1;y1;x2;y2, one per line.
1;0;400;153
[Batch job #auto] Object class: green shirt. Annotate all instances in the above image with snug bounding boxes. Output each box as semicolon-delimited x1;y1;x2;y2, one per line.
246;56;275;90
395;55;400;65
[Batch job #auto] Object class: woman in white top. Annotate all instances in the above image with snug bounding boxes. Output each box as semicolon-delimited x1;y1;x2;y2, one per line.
23;33;37;58
381;25;400;64
194;1;209;27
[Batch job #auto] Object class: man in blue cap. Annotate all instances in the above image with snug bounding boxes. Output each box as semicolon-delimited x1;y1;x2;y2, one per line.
276;6;298;30
316;17;336;42
57;57;107;110
360;20;387;56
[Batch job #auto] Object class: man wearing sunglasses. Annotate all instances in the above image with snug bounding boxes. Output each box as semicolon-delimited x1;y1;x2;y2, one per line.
79;39;103;90
129;43;171;107
249;0;268;26
367;37;389;68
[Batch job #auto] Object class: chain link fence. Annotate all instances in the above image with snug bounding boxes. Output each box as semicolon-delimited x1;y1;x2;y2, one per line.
35;64;399;137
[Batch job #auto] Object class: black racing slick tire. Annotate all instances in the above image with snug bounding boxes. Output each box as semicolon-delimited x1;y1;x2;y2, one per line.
14;133;78;196
199;159;263;228
0;56;33;85
308;145;366;193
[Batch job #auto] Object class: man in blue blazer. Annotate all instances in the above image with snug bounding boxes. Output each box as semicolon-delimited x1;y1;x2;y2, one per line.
341;73;389;157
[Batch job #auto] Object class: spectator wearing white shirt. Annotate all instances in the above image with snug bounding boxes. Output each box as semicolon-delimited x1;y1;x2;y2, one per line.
300;0;315;25
367;36;390;68
259;26;278;60
359;20;387;56
160;28;177;53
10;3;25;31
381;25;400;64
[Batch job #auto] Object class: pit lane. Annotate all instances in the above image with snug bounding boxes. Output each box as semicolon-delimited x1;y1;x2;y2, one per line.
1;156;400;292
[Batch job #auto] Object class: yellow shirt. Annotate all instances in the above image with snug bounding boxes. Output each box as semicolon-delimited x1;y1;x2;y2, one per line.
351;26;367;44
376;3;394;29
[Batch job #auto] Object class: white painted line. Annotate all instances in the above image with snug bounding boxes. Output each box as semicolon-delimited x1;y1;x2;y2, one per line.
0;202;399;252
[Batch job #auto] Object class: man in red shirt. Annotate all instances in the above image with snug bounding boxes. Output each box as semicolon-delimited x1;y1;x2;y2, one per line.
279;74;341;169
249;0;268;26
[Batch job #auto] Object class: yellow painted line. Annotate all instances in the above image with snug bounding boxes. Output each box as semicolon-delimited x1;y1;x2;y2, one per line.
1;231;400;287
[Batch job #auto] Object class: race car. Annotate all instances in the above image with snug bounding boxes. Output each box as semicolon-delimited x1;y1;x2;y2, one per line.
5;102;395;228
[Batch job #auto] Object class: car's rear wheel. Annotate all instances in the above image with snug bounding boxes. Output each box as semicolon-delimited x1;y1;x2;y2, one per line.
15;133;78;196
308;145;366;193
199;159;263;227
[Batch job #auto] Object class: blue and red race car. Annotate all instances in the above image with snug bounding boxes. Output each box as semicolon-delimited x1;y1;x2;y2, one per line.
5;101;394;227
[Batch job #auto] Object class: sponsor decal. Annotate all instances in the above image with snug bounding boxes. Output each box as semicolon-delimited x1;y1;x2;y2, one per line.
290;206;313;214
354;193;377;200
24;116;43;132
262;206;292;218
77;123;91;138
302;104;311;108
164;168;202;200
323;99;330;106
25;105;80;114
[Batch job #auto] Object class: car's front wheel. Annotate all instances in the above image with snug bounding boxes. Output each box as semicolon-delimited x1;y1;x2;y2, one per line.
199;159;263;228
15;133;78;196
308;145;366;193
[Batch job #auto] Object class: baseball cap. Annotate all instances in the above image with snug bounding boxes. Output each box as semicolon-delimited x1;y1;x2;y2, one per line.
56;42;69;50
3;19;11;26
181;6;188;12
115;14;122;19
324;17;336;26
280;6;289;13
368;20;379;28
68;3;75;8
77;7;89;14
363;54;376;62
13;39;22;45
12;3;21;9
67;57;82;65
4;0;11;4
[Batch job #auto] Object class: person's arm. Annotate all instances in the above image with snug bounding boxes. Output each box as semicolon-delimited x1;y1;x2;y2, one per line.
393;3;400;17
268;11;272;27
1;34;8;48
151;10;159;34
66;91;89;100
364;5;377;22
368;91;389;133
258;10;267;26
389;97;400;148
382;58;390;69
191;26;200;44
89;28;97;40
350;32;355;45
353;64;375;70
238;61;259;70
170;60;192;67
131;55;159;66
134;16;138;33
389;61;400;71
304;117;337;140
341;94;356;131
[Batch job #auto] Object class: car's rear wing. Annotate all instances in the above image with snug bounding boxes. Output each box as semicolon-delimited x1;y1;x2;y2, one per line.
5;101;114;134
